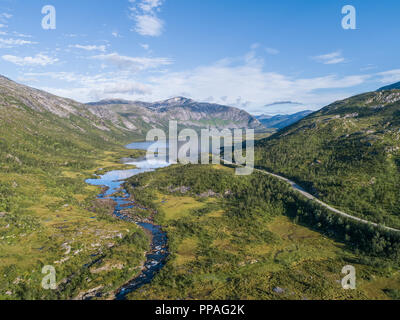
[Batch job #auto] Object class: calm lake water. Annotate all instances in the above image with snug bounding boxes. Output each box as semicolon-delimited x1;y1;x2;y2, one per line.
86;141;170;196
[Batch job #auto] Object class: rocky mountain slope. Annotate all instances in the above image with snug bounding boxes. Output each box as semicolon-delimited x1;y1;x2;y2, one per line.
87;97;266;134
256;110;313;130
0;75;140;139
255;87;400;228
0;75;144;177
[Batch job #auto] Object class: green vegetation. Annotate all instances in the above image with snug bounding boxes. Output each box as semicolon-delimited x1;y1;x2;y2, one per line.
124;164;400;300
0;89;150;299
255;90;400;229
3;76;400;300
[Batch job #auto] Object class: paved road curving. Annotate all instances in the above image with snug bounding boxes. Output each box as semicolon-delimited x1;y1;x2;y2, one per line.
223;160;400;233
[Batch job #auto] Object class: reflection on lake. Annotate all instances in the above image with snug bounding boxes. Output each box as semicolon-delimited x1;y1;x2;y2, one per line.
86;141;170;196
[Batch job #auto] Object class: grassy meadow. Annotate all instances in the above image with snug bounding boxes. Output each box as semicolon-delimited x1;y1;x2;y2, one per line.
0;146;151;300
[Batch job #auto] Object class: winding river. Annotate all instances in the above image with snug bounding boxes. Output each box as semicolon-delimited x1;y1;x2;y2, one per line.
86;141;170;300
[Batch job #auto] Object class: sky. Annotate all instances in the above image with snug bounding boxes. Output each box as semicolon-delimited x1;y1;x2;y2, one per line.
0;0;399;115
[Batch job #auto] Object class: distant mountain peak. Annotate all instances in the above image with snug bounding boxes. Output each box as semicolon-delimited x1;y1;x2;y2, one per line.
86;96;266;132
155;97;194;106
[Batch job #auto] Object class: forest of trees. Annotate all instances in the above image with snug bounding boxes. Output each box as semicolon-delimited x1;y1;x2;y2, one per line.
127;164;400;260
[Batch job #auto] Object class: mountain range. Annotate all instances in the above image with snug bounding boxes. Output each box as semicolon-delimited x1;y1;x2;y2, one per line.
1;74;320;143
87;97;266;134
256;110;313;130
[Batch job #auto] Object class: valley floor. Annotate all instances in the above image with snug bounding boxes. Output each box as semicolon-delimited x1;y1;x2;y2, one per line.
0;147;150;300
122;164;400;300
2;150;400;300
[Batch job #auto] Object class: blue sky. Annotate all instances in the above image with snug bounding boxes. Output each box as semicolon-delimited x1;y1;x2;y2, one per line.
0;0;399;115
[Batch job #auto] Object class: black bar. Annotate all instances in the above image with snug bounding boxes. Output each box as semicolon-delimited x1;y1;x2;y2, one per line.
1;300;399;319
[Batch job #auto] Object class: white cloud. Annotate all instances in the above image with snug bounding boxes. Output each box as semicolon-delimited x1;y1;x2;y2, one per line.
69;44;107;52
134;14;163;37
141;56;368;112
2;54;58;66
312;51;345;65
0;37;37;48
129;0;165;37
0;12;12;29
28;71;152;102
50;81;151;101
0;13;12;24
137;0;163;12
12;31;32;38
24;71;87;83
250;43;279;56
31;49;374;113
265;47;280;55
0;13;12;21
91;52;172;72
377;69;400;84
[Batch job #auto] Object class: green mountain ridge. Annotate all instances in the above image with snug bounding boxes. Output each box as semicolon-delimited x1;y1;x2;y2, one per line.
255;88;400;228
378;81;400;91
